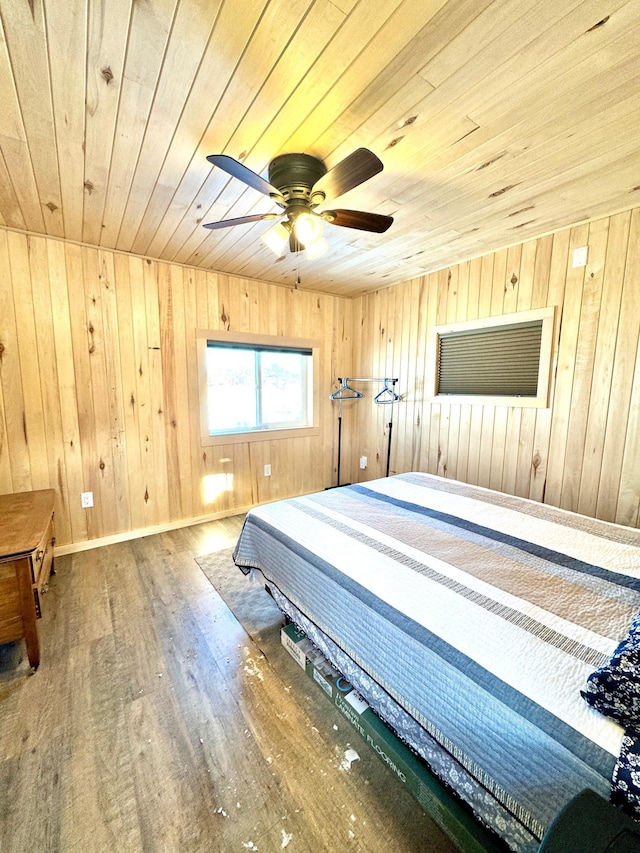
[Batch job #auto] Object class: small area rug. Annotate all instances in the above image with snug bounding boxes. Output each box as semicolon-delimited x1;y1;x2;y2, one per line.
195;548;284;645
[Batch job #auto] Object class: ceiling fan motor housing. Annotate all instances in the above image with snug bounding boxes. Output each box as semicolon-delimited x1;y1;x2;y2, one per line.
268;153;327;207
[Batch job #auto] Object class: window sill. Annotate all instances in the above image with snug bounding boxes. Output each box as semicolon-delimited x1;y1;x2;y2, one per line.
430;394;549;408
201;425;319;446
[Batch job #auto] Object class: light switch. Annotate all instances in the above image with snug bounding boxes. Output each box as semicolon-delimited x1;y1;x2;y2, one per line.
572;246;588;268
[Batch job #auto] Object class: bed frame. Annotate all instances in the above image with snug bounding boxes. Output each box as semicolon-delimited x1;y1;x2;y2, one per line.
234;472;640;852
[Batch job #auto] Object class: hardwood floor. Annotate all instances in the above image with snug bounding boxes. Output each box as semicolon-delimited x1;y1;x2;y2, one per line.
0;516;458;853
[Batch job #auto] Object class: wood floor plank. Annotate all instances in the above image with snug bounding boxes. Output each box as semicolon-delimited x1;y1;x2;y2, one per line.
0;516;458;853
60;638;143;852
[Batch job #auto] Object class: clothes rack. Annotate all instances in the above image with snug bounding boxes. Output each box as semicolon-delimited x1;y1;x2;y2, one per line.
329;377;399;486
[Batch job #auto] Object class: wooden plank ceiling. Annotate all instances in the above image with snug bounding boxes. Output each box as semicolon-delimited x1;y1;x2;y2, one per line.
1;0;639;297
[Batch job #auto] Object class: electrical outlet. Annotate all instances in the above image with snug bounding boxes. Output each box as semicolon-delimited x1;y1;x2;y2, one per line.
360;456;368;469
264;464;271;477
81;491;93;508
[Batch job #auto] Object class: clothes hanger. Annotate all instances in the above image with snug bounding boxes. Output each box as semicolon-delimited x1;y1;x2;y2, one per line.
373;378;399;404
329;378;363;400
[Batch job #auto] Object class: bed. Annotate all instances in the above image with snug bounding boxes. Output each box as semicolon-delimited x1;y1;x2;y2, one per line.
232;472;640;852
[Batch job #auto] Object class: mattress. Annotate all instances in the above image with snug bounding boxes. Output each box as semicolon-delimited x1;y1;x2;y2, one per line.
232;472;640;851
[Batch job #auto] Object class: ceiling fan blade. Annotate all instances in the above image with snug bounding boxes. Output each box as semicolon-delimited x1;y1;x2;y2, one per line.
206;154;281;198
324;209;394;233
312;148;383;200
202;213;280;230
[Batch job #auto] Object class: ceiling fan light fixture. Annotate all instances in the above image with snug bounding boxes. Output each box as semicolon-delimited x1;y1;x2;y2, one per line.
261;221;289;256
294;212;323;247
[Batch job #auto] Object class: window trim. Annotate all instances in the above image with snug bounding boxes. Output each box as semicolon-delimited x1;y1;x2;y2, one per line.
426;307;556;408
197;329;320;446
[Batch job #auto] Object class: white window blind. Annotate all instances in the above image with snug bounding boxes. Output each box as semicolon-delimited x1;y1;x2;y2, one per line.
437;320;543;396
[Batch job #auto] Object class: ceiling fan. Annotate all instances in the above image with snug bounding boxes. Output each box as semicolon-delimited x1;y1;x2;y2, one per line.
202;148;393;258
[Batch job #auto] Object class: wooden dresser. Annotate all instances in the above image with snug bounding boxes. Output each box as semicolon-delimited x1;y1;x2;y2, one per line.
0;489;56;670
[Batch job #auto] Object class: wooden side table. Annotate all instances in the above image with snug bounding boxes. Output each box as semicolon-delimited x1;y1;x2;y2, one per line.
0;489;56;670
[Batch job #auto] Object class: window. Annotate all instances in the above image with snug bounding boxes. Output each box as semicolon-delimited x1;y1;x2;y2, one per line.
198;330;319;445
206;343;312;434
427;307;555;407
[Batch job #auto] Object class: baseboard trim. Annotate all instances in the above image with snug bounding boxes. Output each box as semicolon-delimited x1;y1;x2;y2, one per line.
54;505;254;556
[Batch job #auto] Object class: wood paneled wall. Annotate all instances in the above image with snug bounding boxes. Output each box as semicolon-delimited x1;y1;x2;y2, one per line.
0;230;352;547
348;207;640;528
2;204;639;547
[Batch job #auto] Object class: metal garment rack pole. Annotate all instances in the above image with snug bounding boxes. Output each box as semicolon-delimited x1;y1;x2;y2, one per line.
371;378;400;477
329;379;362;488
330;377;399;484
337;411;344;486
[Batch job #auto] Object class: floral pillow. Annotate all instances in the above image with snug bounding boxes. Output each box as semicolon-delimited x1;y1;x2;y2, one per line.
581;611;640;733
611;734;640;818
581;612;640;817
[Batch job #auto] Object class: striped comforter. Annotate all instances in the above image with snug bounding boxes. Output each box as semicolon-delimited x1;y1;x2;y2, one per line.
232;473;640;851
